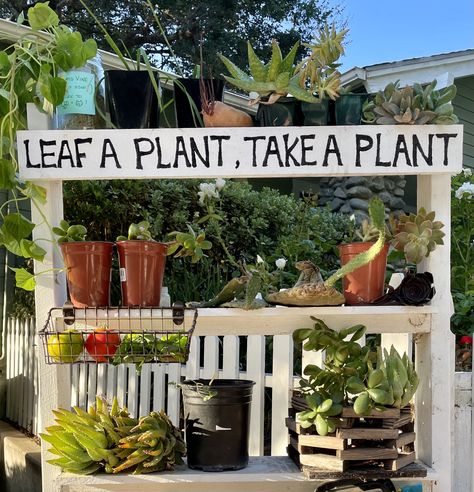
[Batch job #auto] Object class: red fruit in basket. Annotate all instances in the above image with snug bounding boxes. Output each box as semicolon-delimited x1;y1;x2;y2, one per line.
85;329;121;362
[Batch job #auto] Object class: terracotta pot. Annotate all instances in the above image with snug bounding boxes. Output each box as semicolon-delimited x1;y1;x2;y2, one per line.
116;240;167;307
338;242;389;305
60;242;114;308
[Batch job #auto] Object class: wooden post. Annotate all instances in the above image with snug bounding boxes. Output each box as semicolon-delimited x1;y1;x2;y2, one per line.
27;104;68;492
416;174;454;492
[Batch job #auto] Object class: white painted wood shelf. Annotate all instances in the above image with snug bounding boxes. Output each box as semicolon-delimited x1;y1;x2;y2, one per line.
56;457;436;492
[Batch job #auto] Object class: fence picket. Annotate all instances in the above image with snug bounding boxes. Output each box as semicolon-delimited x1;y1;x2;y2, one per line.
6;318;13;419
70;365;79;407
184;337;200;380
139;365;152;416
246;335;265;456
86;364;97;410
202;336;219;379
78;365;88;408
26;320;35;433
152;364;166;412
106;365;117;405
222;336;239;379
116;365;127;410
127;366;138;417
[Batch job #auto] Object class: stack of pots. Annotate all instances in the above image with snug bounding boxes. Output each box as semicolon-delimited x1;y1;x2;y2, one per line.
61;239;168;308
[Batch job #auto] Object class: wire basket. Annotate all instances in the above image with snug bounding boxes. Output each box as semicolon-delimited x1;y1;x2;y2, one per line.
39;304;197;366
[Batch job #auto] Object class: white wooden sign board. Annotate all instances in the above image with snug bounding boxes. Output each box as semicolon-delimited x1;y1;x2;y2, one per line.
17;125;463;180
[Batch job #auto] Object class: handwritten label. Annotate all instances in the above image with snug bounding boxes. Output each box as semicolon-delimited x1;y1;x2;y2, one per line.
57;71;95;116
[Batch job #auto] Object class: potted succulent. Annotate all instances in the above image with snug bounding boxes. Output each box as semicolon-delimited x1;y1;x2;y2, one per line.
116;221;168;307
53;221;114;308
362;79;458;125
180;378;255;471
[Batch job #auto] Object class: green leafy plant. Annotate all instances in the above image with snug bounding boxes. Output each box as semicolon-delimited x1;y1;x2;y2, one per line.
0;2;98;289
363;79;458;125
293;318;419;435
53;220;87;243
167;225;212;263
116;221;153;241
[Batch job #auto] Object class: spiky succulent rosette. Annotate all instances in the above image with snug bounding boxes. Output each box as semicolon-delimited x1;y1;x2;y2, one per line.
41;397;185;475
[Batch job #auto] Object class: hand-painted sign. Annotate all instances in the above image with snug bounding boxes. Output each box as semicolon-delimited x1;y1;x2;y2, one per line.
17;125;463;181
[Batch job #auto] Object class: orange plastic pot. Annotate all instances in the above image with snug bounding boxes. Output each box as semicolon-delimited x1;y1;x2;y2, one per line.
60;242;114;308
338;242;389;305
116;240;167;307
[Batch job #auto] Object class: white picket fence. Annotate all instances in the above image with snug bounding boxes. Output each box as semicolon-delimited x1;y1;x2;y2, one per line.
4;316;474;474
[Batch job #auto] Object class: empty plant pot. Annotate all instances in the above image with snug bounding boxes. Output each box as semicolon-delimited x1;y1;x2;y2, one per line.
256;97;303;126
181;379;255;471
60;241;114;308
105;70;160;129
116;240;167;307
338;242;390;305
335;93;368;125
301;99;330;126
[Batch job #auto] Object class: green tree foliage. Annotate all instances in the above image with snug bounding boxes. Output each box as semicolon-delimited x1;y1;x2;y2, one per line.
0;0;344;75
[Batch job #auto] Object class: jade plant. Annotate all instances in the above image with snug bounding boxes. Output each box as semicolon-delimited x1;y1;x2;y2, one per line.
53;220;87;243
293;318;419;435
0;2;98;290
362;79;458;125
219;24;347;104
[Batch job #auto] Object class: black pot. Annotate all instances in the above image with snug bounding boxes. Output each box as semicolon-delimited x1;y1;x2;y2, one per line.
301;99;330;126
173;78;225;128
335;93;368;125
105;70;159;129
181;379;255;471
256;97;303;126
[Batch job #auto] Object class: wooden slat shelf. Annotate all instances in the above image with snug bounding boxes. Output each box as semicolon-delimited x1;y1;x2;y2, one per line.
59;305;436;336
56;456;435;491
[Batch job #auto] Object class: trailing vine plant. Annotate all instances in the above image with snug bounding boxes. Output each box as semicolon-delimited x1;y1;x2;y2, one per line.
0;2;98;289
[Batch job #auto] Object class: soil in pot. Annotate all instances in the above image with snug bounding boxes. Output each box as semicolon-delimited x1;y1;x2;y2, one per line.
60;242;114;308
116;240;167;307
181;379;255;471
105;70;159;129
335;93;368;125
173;78;225;128
339;242;390;305
256;97;303;126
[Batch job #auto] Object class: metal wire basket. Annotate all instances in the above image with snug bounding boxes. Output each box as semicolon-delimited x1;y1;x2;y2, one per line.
38;303;197;366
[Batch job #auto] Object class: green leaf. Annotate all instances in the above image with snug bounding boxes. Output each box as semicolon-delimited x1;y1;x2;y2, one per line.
28;2;59;30
315;414;329;436
3;213;35;240
22;182;47;204
317;399;333;414
0;159;17;189
353;392;370;415
346;376;366;394
0;52;10;71
10;267;36;291
38;71;67;107
20;239;46;261
293;328;313;343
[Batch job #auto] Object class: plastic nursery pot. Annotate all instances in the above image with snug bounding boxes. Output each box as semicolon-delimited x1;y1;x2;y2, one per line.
256;97;304;126
105;70;160;129
338;242;390;305
335;94;368;125
181;379;255;471
301;99;330;126
173;78;225;128
60;242;114;308
116;240;167;307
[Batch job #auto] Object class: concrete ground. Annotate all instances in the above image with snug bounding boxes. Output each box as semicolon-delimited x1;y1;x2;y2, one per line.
0;420;41;492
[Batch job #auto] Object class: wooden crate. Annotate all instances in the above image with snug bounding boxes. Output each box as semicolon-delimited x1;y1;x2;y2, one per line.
287;397;418;475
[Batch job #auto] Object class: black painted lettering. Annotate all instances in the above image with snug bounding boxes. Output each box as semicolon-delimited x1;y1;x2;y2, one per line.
155;137;171;169
190;137;210;168
375;133;391;167
173;136;191;168
393;135;411;167
100;139;121;168
412;134;433;167
243;136;266;167
322;135;342;167
57;140;74;168
24;140;40;168
283;134;300;167
134;138;154;170
301;134;317;166
355;135;373;167
436;133;457;166
262;136;283;167
74;138;92;168
210;135;231;167
40;139;57;168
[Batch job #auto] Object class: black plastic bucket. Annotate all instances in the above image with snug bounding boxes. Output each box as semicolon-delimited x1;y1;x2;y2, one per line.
181;379;255;471
105;70;159;129
256;97;303;126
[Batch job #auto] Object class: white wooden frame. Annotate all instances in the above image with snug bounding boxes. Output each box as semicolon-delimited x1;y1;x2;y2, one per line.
21;109;461;491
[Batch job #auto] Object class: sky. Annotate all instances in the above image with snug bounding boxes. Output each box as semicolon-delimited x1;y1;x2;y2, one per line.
339;0;474;73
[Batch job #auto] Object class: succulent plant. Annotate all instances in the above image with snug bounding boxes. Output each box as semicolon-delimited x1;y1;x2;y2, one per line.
294;24;348;101
364;79;458;125
391;207;445;264
219;39;320;104
116;221;152;241
53;220;87;242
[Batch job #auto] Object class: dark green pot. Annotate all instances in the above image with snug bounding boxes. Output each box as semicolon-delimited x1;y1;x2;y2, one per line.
256;97;303;126
335;94;368;125
301;100;330;126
